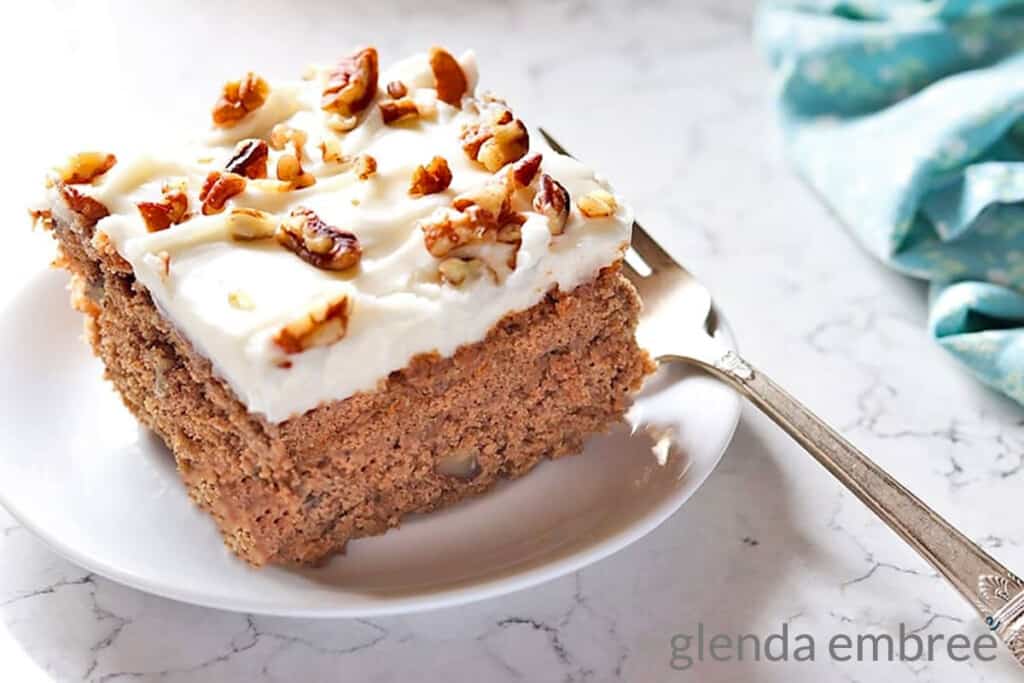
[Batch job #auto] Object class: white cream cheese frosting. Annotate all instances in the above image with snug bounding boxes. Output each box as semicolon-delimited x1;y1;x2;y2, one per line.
46;49;632;423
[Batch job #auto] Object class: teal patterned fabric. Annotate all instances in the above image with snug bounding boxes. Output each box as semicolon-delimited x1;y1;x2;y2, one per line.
756;0;1024;404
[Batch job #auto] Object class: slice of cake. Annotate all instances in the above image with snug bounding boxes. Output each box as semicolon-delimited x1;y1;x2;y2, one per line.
33;46;654;566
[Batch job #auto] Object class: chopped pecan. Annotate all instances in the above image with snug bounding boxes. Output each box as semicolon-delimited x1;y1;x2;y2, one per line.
29;209;54;231
452;178;512;218
212;73;270;128
577;189;618;218
318;137;344;164
275;153;316;189
386;80;408;99
326;113;359;133
153;251;171;279
354;154;377;180
276;207;361;271
138;187;189;232
60;185;109;225
227;207;276;240
225;139;269;179
533;173;570;235
461;108;529;172
321;47;379;117
496;223;521;244
509;153;542;188
269;124;307;151
420;209;486;257
273;295;351;354
438;257;492;286
429;46;468;106
409;156;452;196
199;171;246;215
379;97;421;124
421;178;524;257
59;152;117;184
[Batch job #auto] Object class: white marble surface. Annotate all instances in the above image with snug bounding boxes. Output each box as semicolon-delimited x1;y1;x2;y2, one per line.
2;0;1024;680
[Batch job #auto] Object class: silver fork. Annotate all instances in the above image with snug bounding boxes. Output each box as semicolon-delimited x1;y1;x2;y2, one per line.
540;129;1024;667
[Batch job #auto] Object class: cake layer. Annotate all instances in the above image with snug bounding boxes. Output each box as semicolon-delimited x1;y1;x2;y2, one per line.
50;207;652;565
42;49;632;422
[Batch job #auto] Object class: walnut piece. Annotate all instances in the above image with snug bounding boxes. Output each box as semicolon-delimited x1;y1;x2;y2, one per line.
276;207;361;271
409;156;452;196
227;207;276;240
273;295;351;354
199;171;247;215
354;154;377;180
577;189;618;218
321;47;379;117
60;185;109;225
138;186;190;231
460;108;529;172
225;139;269;179
59;152;117;185
429;47;468;106
212;73;270;128
533;173;571;235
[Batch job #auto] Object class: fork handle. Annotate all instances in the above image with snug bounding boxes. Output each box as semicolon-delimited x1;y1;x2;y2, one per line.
703;350;1024;665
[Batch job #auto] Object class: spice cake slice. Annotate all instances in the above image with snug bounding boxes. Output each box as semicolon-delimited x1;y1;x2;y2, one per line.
34;46;654;566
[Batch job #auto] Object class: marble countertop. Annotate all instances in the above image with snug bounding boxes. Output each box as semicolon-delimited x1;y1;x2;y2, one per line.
3;0;1023;680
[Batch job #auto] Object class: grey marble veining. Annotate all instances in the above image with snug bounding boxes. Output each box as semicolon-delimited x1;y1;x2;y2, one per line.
2;0;1024;680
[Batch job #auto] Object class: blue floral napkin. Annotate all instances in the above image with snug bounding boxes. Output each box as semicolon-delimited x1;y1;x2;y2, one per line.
755;0;1024;403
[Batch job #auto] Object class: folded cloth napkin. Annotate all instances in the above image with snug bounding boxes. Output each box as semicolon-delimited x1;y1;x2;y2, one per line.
755;0;1024;403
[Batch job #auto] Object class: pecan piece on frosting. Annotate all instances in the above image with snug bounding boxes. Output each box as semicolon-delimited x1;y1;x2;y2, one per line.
226;207;276;240
225;139;269;179
354;154;377;180
59;152;117;185
386;80;408;99
409;156;452;196
321;47;379;117
269;124;307;151
273;295;351;354
533;173;570;235
460;108;529;172
509;153;542;189
421;178;524;257
379;97;420;124
212;72;270;128
577;189;618;218
199;171;247;215
438;257;492;286
275;151;316;189
60;185;110;225
29;208;55;231
429;46;468;106
276;206;361;271
138;186;190;232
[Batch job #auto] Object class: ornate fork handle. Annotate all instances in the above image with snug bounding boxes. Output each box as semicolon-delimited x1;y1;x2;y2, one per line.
704;349;1024;664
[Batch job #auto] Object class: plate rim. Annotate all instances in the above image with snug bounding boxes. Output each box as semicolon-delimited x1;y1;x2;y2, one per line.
0;270;741;618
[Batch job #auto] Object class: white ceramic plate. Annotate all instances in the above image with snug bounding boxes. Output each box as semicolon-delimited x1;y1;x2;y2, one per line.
0;267;740;617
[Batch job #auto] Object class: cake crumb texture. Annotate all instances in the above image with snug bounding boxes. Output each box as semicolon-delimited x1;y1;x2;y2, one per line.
50;211;653;566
